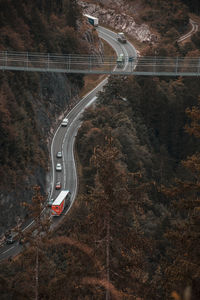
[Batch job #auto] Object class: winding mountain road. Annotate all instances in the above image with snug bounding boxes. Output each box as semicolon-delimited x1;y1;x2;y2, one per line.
49;26;137;224
1;16;198;261
0;26;137;261
178;18;199;43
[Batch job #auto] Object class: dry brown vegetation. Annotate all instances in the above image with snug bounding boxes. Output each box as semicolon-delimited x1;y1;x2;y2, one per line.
0;0;90;234
0;0;200;299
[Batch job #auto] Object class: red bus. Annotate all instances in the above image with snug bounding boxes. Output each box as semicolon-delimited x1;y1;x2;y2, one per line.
51;190;71;216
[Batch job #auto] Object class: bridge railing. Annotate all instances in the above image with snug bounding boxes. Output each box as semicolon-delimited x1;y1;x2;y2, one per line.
0;51;200;75
0;51;116;71
135;56;200;75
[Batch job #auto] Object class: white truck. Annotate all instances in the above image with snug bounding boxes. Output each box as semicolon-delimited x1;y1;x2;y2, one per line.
117;32;126;43
84;14;99;27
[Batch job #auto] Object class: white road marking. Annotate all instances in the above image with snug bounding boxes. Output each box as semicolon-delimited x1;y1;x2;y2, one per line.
50;123;61;199
0;26;137;259
22;220;34;232
1;245;15;255
51;28;137;215
49;80;108;205
64;96;99;214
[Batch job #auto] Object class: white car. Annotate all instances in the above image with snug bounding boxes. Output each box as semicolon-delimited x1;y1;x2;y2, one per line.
56;163;62;171
61;118;68;127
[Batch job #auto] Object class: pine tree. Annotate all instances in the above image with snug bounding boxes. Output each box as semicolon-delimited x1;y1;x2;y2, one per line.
161;102;200;299
22;185;51;300
83;136;153;299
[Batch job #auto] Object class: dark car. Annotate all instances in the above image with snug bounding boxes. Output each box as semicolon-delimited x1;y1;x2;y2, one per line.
48;198;54;207
128;56;134;62
6;235;15;244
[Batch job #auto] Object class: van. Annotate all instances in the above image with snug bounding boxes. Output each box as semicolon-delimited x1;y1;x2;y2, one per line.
61;118;69;127
117;32;126;43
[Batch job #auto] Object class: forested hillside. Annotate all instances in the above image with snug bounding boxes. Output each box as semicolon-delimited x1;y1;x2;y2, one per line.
140;0;189;35
75;74;200;299
1;74;199;298
0;0;95;234
0;0;200;299
181;0;200;14
73;2;200;295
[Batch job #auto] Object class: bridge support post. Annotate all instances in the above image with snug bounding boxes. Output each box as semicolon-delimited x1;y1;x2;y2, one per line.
89;55;92;72
175;57;179;75
69;54;71;71
4;51;7;70
48;53;49;70
26;52;29;69
110;56;112;73
198;58;200;75
154;56;156;74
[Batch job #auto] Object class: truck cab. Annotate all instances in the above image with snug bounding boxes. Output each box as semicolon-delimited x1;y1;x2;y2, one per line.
117;32;126;43
117;53;125;68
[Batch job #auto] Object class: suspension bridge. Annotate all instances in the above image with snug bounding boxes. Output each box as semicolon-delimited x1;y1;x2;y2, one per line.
0;51;200;76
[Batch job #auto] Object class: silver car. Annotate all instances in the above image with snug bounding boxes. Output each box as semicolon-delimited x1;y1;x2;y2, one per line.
56;151;62;158
61;118;68;127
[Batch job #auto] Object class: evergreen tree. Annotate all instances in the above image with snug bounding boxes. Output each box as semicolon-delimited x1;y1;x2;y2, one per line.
161;102;200;299
82;135;153;299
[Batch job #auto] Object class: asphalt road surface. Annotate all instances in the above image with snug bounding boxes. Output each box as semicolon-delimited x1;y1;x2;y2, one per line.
0;26;137;261
178;18;199;43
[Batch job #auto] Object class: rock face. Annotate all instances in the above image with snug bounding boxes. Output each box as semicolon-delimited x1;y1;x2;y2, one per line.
79;22;104;58
79;0;155;43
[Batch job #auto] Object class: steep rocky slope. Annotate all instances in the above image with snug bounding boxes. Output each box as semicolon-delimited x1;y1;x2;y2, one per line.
79;0;155;42
79;0;190;46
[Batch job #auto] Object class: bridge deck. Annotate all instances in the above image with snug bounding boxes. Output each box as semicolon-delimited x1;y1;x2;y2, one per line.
1;51;200;76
